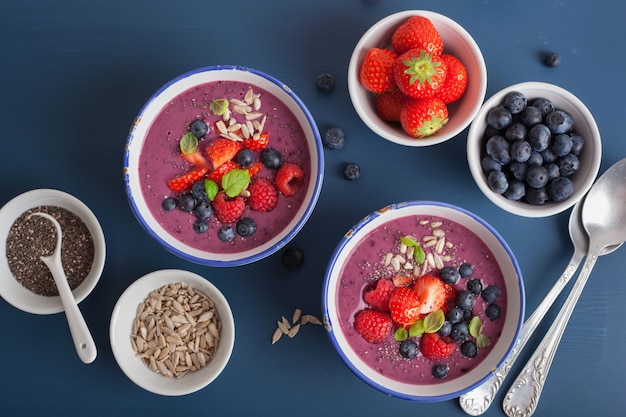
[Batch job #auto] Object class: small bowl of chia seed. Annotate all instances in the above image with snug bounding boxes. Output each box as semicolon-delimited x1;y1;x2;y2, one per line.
0;189;106;315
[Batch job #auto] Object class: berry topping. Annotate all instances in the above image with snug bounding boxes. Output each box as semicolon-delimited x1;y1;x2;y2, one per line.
481;285;501;303
439;266;460;285
247;177;278;212
207;160;239;184
236;217;257;237
167;167;209;193
450;321;470;342
419;333;454;361
363;278;395;312
322;127;346;150
189;119;208;139
234;148;255;167
343;163;361;181
217;225;236;242
456;290;476;311
412;275;448;315
432;363;449;379
461;340;478;358
242;132;270;151
458;263;473;278
177;193;196;212
275;162;305;196
260;147;283;169
161;197;177;212
399;339;418;359
282;246;305;270
466;278;483;295
485;303;502;321
206;138;242;170
389;286;422;326
354;309;393;344
211;192;245;224
192;219;209;234
193;202;213;220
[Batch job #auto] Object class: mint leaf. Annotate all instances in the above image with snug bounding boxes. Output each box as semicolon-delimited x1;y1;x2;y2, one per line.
477;334;490;349
423;310;445;333
394;327;408;342
413;243;426;265
210;98;229;116
408;319;425;337
180;132;198;155
204;179;219;201
221;169;250;198
400;236;418;247
469;316;483;338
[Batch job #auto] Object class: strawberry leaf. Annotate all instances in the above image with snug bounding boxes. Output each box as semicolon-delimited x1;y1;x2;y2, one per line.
423;310;445;333
408;319;425;337
180;132;198;155
221;169;250;198
204;179;219;201
394;327;408;342
469;316;483;338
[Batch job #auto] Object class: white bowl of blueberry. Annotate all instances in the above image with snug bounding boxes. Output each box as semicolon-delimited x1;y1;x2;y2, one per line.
124;66;324;266
467;81;601;217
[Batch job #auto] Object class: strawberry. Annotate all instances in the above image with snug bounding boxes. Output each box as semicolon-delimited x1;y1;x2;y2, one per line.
391;15;444;56
211;192;245;223
419;332;455;361
207;160;239;184
206;138;242;170
247;177;278;212
375;88;407;122
354;309;393;344
363;278;395;312
394;48;447;99
275;162;305;197
359;47;398;94
166;167;209;193
436;54;468;104
412;275;448;315
400;96;449;138
181;150;208;168
242;132;270;151
388;286;422;326
246;161;264;178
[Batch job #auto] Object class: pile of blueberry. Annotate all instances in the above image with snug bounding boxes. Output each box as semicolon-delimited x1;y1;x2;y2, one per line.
480;91;585;204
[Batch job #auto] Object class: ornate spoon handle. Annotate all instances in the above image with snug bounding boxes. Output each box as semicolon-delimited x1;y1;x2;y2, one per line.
502;253;598;417
459;250;584;415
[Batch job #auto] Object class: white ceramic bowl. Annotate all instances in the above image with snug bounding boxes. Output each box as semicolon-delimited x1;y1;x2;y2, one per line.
110;269;235;396
348;10;487;147
0;189;106;315
467;81;602;217
322;201;524;402
124;65;324;267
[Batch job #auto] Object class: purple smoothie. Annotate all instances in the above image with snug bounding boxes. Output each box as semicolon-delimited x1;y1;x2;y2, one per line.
138;80;311;253
336;214;507;384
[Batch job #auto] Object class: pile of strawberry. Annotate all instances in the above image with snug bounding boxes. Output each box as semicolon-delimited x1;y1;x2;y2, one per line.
358;15;468;138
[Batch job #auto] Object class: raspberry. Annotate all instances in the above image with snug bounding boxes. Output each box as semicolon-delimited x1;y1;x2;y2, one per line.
211;192;245;224
247;177;278;212
354;309;393;344
363;278;395;312
275;162;304;197
419;333;455;361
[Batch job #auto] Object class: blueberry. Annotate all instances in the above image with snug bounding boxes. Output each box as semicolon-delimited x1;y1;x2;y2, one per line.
316;72;335;92
532;97;555;116
282;246;305;270
486;106;512;130
432;363;449;379
485;136;511;165
551;134;573;157
485;303;502;321
440;266;460;284
482;285;502;303
542;52;561;67
525;186;548;205
451;321;470;342
548;177;574;202
447;307;464;324
192;219;209;233
437;321;452;337
461;340;478;358
527;124;551;151
511;140;532;163
504;123;528;142
189;119;208;139
503;91;527;114
177;193;196;212
481;156;502;174
457;290;475;311
520;106;543;127
488;170;508;194
161;197;177;212
194;202;213;220
344;163;361;181
191;181;209;203
459;263;473;278
217;226;235;242
541;147;558;163
557;153;579;177
544;162;560;181
527;151;544;166
570;134;585;155
322;127;346;150
260;147;283;169
466;278;483;295
504;179;525;201
236;217;257;237
235;148;255;168
526;165;549;188
399;339;418;359
545;110;574;134
508;161;527;181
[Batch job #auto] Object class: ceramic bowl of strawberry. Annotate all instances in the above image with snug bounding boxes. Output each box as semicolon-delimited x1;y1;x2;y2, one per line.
348;10;487;147
467;81;602;217
124;65;324;267
322;200;524;402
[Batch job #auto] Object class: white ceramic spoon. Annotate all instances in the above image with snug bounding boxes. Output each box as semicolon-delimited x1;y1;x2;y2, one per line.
30;212;97;364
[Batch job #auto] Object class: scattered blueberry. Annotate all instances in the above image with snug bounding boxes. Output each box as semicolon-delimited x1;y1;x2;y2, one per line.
461;340;478;358
322;127;346;150
466;278;483;295
217;226;236;242
260;147;283;169
236;217;257;237
542;52;561;68
459;263;473;278
439;266;460;284
557;153;579;177
161;197;177;212
177;193;196;212
488;170;508;194
526;165;549;188
451;321;470;342
481;285;501;303
189;119;208;139
485;303;502;321
503;91;527;114
432;363;449;379
447;307;464;324
548;177;574;202
194;202;213;220
545;110;574;134
437;321;452;337
486;106;512;130
192;219;209;234
456;290;475;311
316;72;335;92
344;163;361;181
235;148;255;167
282;246;305;270
399;339;418;359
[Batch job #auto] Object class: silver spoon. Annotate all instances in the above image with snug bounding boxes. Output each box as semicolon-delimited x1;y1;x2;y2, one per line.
30;212;97;364
502;157;626;417
459;198;621;415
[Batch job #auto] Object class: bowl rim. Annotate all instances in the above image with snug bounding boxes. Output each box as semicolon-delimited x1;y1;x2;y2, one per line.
467;81;602;217
109;269;235;396
321;200;525;401
0;188;106;315
123;65;324;267
347;10;488;147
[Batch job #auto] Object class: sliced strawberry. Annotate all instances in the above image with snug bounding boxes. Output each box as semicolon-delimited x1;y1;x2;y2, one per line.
246;161;263;178
413;275;448;315
419;332;454;361
242;132;270;151
354;309;393;344
207;160;239;184
166;167;209;193
181;150;208;168
389;286;421;326
363;278;395;312
206;138;242;170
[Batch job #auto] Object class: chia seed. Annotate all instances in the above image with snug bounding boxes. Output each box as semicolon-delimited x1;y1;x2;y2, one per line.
6;205;95;296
